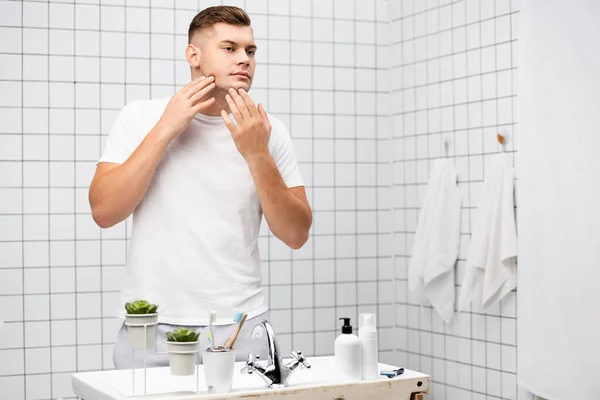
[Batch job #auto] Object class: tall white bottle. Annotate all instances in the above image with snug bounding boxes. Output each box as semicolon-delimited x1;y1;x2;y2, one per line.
334;317;362;382
359;313;379;380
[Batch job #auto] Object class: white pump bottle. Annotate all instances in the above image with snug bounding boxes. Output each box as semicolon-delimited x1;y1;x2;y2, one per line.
359;313;379;380
334;317;362;382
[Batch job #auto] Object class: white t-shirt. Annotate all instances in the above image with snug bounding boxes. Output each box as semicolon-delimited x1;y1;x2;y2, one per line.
99;97;304;325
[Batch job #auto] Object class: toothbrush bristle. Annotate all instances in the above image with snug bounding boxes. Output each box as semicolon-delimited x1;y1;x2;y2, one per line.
233;311;243;322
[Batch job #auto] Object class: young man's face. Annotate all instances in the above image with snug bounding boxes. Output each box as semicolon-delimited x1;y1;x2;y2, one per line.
193;23;256;93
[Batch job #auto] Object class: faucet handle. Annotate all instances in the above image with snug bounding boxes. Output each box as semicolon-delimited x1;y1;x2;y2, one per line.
241;353;260;374
290;351;311;369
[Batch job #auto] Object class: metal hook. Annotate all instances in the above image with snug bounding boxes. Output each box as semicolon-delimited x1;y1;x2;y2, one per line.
443;134;451;158
497;131;507;151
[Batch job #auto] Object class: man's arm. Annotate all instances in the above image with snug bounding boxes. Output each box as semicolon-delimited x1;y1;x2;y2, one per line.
246;154;311;249
89;127;173;228
222;87;312;249
89;76;216;228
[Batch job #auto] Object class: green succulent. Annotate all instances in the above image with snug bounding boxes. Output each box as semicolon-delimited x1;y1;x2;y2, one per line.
124;300;158;315
166;327;201;342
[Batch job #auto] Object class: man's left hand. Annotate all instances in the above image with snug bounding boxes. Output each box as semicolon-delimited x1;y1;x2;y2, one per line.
221;88;271;160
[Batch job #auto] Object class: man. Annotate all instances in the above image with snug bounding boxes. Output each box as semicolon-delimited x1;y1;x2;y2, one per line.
89;6;312;369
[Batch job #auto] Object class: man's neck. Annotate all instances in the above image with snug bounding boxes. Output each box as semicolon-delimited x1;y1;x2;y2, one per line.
198;86;230;117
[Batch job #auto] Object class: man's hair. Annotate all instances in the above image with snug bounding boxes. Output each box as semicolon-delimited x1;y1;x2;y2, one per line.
188;6;251;43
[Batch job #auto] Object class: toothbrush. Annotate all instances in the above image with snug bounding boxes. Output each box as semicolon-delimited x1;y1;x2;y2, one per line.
225;313;248;350
222;312;244;347
208;311;216;350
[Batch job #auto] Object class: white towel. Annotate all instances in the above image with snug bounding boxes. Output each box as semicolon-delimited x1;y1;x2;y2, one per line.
458;153;517;310
408;158;461;324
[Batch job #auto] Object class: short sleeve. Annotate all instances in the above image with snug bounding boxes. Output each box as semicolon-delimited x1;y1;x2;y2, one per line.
98;103;140;165
268;117;304;188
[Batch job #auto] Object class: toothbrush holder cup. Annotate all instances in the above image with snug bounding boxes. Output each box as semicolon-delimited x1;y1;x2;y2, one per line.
202;347;236;394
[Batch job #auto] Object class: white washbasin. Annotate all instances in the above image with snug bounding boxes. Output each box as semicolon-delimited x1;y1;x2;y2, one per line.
72;355;430;400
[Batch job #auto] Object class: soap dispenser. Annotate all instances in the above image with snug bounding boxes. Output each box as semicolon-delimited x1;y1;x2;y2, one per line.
359;313;379;380
334;317;362;382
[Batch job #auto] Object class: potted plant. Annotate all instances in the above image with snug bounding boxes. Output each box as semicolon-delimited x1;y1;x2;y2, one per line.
165;327;201;376
124;300;159;350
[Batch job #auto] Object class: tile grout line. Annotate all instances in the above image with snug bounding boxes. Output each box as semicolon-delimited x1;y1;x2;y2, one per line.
331;0;338;337
286;0;294;354
73;0;79;379
20;0;26;397
309;0;317;358
353;0;359;340
464;0;476;398
97;0;104;373
48;0;54;394
476;0;490;397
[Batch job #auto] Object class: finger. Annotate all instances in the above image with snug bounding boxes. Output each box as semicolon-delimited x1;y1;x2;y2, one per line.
184;76;214;98
228;87;252;120
238;89;258;116
193;97;216;111
188;76;215;98
189;81;216;105
221;109;237;133
225;92;244;123
180;75;205;96
257;103;271;132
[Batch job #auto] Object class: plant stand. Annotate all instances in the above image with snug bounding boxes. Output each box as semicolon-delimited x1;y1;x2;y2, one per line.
124;318;201;397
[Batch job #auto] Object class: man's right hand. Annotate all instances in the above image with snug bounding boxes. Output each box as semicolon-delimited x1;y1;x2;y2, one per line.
89;76;216;228
156;76;216;142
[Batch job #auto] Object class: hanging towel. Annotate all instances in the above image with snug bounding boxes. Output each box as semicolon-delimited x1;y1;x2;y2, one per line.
458;153;517;311
408;158;461;324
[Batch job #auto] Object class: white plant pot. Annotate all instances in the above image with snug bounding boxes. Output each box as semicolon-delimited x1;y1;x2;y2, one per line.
167;341;201;376
124;313;158;350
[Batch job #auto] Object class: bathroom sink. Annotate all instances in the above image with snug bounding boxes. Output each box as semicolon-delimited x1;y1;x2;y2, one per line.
71;355;429;400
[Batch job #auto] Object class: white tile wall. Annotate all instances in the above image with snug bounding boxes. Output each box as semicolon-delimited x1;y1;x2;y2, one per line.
391;0;530;399
0;0;390;399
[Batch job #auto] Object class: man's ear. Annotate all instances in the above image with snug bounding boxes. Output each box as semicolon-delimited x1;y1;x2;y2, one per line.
186;44;201;68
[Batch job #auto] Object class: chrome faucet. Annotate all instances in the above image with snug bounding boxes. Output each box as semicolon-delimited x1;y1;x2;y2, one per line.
240;319;310;388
